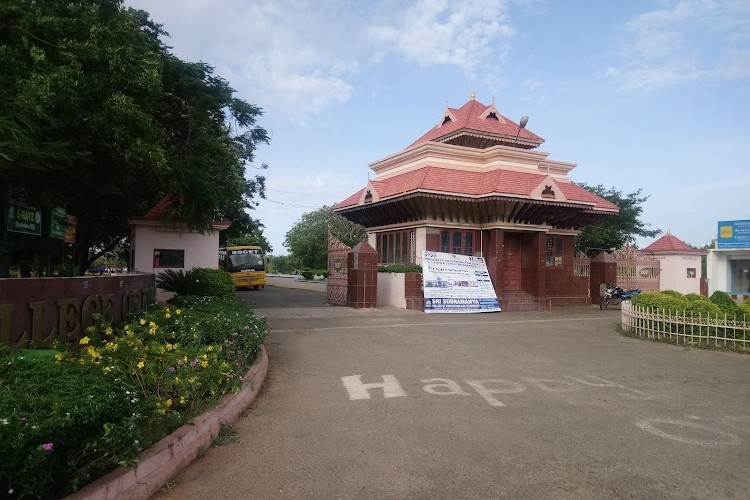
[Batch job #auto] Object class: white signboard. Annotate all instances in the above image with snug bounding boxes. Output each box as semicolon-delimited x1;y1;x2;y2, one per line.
422;251;500;313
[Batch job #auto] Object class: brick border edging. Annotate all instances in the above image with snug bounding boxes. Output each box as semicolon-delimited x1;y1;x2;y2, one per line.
66;345;269;500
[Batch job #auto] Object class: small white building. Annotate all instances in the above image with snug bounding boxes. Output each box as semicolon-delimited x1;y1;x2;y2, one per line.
128;197;231;300
707;220;750;302
642;231;705;295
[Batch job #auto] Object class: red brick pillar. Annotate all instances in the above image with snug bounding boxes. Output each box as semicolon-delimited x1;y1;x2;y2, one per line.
590;252;617;301
483;229;504;296
347;242;378;308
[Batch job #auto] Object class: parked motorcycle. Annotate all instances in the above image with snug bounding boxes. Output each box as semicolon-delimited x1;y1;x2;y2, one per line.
600;283;641;310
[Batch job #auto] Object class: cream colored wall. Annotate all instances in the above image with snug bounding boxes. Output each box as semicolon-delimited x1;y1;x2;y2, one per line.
708;249;750;296
376;272;406;308
415;227;426;265
133;226;221;274
657;254;701;294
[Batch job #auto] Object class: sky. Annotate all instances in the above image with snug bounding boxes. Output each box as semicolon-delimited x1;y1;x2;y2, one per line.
125;0;750;254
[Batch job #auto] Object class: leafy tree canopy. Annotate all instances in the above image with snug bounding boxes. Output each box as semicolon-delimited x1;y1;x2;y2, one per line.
0;0;269;274
284;206;366;269
574;184;661;257
226;225;273;254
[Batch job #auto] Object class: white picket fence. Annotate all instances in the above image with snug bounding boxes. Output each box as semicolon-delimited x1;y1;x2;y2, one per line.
621;301;750;350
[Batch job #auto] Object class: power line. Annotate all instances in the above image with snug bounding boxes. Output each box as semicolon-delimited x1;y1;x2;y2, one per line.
259;198;325;209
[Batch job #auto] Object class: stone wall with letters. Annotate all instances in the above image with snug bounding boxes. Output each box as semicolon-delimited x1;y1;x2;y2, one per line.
0;274;155;348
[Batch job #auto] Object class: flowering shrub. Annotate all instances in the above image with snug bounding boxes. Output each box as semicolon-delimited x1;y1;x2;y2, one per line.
0;297;268;498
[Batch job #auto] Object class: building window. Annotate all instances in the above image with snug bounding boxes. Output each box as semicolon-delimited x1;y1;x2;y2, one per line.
153;249;185;268
546;237;563;267
376;230;415;265
729;259;750;293
686;268;696;278
439;230;474;255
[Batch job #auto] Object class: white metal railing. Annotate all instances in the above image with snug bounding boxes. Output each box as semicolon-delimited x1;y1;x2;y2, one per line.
573;257;590;278
621;301;750;350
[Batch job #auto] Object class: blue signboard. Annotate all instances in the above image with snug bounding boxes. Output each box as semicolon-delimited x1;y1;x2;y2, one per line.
717;220;750;249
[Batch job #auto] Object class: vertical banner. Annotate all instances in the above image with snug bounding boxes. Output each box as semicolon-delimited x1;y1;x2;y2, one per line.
422;250;500;313
49;207;66;239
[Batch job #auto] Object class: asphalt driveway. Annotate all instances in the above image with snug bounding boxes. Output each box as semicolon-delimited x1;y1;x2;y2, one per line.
156;286;750;499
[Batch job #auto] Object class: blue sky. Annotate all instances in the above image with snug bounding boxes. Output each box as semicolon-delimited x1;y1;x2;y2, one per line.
126;0;749;254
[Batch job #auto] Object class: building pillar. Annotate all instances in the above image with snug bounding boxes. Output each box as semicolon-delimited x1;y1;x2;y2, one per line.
347;242;378;308
483;229;504;295
590;252;617;300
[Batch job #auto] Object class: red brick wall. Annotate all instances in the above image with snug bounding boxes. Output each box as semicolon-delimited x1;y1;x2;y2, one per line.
544;235;589;305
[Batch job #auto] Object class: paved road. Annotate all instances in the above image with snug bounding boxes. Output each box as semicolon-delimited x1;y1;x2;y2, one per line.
156;286;750;499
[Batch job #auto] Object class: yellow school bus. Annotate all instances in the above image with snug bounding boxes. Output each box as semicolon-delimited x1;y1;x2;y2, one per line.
219;246;266;290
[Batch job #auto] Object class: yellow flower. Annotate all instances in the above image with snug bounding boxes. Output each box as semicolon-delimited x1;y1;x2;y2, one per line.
200;354;208;361
187;377;196;384
79;336;90;345
206;345;214;352
137;360;145;369
175;309;182;315
165;313;171;319
139;319;146;326
165;398;173;407
174;377;181;383
103;366;112;374
54;353;65;362
200;360;208;368
104;326;113;336
158;408;167;415
179;396;186;404
165;343;174;351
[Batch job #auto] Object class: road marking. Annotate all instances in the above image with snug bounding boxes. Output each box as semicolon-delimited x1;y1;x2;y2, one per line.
566;375;653;400
521;377;581;392
464;379;526;407
341;374;406;400
421;378;472;396
635;418;741;447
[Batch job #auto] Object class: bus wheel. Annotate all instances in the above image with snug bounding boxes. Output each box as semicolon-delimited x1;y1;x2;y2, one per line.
253;285;260;290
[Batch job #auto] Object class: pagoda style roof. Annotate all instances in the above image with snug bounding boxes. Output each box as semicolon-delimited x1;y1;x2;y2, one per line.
407;96;544;150
642;232;705;254
335;166;618;212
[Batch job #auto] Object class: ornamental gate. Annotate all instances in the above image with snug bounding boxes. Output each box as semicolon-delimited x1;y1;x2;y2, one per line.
613;243;660;292
327;235;350;306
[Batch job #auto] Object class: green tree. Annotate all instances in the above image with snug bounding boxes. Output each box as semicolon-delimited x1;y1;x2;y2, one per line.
0;0;269;275
267;254;301;274
574;184;661;257
226;225;273;254
284;206;366;269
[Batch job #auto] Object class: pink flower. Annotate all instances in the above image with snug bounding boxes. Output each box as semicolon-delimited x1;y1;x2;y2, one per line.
190;361;197;367
43;442;54;452
168;367;176;372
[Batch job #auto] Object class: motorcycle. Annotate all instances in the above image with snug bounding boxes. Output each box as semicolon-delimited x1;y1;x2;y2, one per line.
600;283;641;310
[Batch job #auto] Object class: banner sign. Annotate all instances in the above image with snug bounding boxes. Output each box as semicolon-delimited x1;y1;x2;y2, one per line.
64;215;77;244
7;204;41;235
717;220;750;249
422;250;500;313
50;207;66;240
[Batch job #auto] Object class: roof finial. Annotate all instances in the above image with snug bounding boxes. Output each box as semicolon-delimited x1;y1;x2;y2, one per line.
470;90;476;100
667;228;671;235
492;96;495;106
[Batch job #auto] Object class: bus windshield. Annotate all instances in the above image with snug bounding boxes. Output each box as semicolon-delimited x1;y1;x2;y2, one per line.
227;248;265;272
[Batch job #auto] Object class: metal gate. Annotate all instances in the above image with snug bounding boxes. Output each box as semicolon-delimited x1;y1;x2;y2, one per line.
327;235;350;306
613;243;660;292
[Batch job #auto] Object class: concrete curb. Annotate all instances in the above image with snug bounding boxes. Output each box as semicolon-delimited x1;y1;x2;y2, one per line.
66;345;269;500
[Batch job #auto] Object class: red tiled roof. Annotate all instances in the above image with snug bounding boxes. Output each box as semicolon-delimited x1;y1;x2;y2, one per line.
334;166;618;212
408;98;544;149
642;233;704;254
144;196;172;220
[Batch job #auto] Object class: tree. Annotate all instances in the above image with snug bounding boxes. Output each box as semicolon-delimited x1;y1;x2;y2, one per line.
574;184;661;257
284;206;366;269
267;254;301;274
0;0;269;274
226;225;273;254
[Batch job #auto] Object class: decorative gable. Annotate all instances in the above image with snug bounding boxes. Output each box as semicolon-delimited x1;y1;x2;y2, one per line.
529;177;568;202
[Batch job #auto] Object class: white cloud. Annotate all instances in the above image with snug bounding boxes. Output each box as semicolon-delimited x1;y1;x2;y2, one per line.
606;0;750;92
128;0;522;122
368;0;515;74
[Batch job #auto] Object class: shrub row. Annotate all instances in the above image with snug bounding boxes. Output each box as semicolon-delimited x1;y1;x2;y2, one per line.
300;269;328;280
631;290;750;319
0;297;268;498
377;264;423;273
155;268;236;299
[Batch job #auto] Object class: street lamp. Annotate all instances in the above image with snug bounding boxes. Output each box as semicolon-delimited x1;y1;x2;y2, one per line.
513;115;529;143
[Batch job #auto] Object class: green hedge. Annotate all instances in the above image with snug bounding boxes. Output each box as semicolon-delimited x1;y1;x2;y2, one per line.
632;290;745;318
377;264;423;273
156;268;235;300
